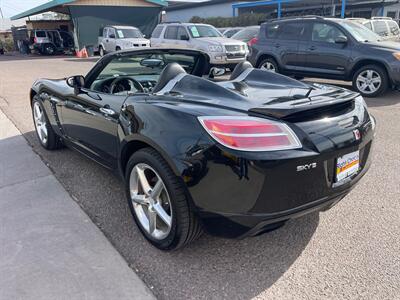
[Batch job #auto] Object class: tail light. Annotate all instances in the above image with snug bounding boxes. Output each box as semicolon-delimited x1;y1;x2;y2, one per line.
248;37;258;47
198;116;302;151
34;37;37;43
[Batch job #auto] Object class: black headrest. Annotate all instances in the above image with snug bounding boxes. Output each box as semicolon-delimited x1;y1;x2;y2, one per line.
152;63;186;93
230;61;253;80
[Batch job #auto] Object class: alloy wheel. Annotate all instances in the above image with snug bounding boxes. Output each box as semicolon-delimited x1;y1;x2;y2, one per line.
260;62;276;72
33;102;48;145
129;163;173;240
356;70;382;95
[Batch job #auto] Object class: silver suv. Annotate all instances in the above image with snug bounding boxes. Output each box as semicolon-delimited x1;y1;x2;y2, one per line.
150;23;249;69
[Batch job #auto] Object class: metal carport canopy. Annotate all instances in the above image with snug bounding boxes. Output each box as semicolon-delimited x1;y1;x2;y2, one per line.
231;0;399;18
10;0;167;20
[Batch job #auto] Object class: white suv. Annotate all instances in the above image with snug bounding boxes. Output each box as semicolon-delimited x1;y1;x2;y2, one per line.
150;23;249;69
348;17;400;41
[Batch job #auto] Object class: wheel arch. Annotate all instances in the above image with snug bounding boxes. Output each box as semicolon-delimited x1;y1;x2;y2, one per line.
350;59;390;81
255;53;279;68
30;89;38;106
119;135;182;179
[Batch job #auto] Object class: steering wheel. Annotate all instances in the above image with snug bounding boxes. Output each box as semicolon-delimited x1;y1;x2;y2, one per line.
110;76;144;94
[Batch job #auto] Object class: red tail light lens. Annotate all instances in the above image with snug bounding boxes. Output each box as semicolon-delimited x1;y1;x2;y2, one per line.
248;37;258;47
198;116;302;151
34;37;37;44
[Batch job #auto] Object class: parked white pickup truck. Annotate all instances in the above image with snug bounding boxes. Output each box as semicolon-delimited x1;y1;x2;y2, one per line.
98;25;150;56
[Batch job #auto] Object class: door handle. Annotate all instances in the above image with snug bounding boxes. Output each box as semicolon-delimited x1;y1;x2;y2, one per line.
275;43;281;48
100;106;116;115
309;46;316;51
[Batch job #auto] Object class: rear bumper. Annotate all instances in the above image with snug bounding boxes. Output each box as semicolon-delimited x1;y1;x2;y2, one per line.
184;112;375;238
197;158;370;238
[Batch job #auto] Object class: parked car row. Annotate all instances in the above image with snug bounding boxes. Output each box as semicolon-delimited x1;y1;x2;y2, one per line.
58;16;398;97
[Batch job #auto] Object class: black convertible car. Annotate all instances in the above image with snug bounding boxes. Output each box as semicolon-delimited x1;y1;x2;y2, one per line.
30;48;375;250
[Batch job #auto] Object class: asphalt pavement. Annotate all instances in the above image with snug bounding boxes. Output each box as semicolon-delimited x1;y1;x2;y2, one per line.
0;107;155;300
0;54;399;299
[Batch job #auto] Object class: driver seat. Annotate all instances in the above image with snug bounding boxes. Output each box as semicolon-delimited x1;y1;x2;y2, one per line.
152;63;187;93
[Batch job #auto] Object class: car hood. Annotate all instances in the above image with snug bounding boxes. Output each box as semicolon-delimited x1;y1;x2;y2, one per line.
168;69;359;119
363;40;400;51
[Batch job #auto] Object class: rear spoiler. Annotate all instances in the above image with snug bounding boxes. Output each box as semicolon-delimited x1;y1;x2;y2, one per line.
249;90;359;119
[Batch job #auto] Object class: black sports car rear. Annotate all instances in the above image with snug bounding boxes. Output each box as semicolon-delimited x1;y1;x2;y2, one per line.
30;48;375;250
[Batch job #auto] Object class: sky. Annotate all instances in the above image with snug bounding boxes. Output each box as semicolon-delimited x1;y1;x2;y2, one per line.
0;0;49;18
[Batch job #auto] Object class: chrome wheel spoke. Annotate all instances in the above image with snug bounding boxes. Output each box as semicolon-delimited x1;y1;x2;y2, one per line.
129;163;173;240
131;193;149;206
153;202;172;226
371;77;381;84
357;70;381;94
136;166;151;195
151;179;163;199
148;209;157;234
40;124;47;139
358;76;367;83
33;102;48;144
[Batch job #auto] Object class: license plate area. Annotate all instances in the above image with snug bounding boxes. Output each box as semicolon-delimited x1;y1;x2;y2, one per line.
335;150;360;183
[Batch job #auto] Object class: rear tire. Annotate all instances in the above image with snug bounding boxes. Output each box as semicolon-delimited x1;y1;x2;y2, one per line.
32;96;63;150
257;57;279;73
352;64;388;97
125;148;203;250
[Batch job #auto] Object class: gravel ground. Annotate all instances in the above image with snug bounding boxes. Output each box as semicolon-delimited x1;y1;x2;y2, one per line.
0;55;399;300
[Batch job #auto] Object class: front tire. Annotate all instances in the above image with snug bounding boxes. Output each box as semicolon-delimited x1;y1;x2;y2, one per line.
32;96;63;150
125;148;203;250
257;57;279;73
352;65;388;97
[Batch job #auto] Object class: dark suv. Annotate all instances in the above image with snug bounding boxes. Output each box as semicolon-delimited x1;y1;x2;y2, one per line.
248;16;400;97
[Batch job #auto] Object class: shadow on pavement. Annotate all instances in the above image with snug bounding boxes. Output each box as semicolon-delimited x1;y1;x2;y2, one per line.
364;91;400;108
64;57;99;63
23;130;319;300
0;53;73;62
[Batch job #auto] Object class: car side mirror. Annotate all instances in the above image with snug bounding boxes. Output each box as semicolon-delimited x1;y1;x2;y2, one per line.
180;35;189;41
335;35;348;44
109;34;116;39
67;75;85;95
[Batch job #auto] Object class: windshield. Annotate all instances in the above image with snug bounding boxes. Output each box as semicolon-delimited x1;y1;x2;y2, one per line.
187;25;222;38
340;21;380;42
232;27;259;40
116;28;143;39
